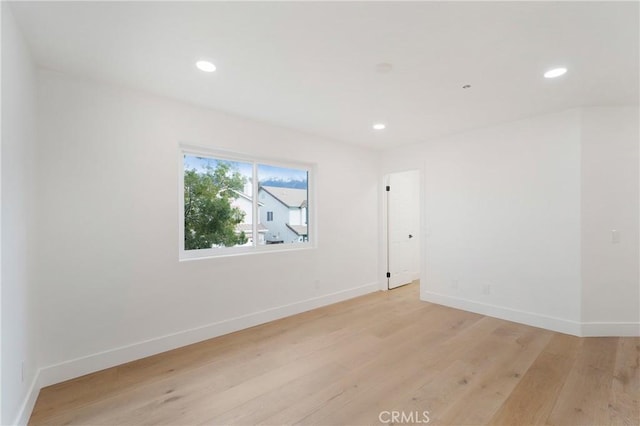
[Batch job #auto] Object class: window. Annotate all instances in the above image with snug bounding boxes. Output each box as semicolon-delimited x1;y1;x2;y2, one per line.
180;147;312;259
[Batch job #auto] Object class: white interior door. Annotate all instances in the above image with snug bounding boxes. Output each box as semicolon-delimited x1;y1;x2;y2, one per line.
387;170;420;289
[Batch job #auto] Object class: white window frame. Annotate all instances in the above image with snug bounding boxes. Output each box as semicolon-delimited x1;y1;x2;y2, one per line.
179;144;316;260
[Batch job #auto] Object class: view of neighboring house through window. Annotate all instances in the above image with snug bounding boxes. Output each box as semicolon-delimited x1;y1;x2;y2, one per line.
181;150;310;258
258;163;309;244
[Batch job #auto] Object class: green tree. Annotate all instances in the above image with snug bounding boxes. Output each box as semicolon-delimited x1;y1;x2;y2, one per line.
184;161;248;250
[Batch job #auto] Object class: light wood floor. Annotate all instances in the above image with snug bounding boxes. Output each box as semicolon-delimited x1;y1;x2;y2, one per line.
30;283;639;426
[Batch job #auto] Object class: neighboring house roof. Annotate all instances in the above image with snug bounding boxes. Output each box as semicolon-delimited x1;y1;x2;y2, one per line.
287;224;308;236
260;185;307;208
236;223;268;233
232;190;264;206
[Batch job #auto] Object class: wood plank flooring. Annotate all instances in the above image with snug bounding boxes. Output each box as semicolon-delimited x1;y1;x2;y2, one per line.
30;283;639;425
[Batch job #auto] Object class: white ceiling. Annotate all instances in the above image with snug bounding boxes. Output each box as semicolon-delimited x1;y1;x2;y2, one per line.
9;1;639;149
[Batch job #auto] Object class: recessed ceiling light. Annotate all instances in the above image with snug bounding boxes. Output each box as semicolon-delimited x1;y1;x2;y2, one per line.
373;123;386;130
196;60;216;73
544;67;567;78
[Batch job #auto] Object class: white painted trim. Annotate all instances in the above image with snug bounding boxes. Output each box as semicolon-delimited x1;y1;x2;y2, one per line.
18;283;379;423
423;292;639;337
581;322;640;337
15;281;378;424
379;174;389;291
14;283;636;425
13;370;41;426
178;144;317;260
421;290;583;336
384;169;422;291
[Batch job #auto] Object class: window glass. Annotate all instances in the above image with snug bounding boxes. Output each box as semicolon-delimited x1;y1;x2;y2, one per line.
183;155;253;250
181;150;312;258
258;164;309;244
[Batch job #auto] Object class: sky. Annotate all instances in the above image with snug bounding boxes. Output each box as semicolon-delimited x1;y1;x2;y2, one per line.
184;155;307;183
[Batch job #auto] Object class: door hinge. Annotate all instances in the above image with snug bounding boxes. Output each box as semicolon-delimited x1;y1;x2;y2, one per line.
386;272;391;278
386;185;390;192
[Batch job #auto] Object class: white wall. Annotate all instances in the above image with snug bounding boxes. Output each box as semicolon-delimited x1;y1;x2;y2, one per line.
1;4;3;421
5;28;635;425
35;70;379;385
581;107;639;334
382;110;584;334
1;3;39;424
381;107;640;336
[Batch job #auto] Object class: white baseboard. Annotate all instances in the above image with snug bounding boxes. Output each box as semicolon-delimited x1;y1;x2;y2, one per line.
422;291;640;337
421;290;583;336
13;370;42;426
15;282;379;425
581;322;640;337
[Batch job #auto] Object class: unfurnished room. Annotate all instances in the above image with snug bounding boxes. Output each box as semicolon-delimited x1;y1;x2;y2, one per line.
1;1;639;425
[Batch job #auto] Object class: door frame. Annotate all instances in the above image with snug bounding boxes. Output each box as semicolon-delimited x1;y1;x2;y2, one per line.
382;169;423;291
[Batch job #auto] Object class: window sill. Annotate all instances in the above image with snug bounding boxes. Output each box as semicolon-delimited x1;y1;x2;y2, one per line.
179;243;315;261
